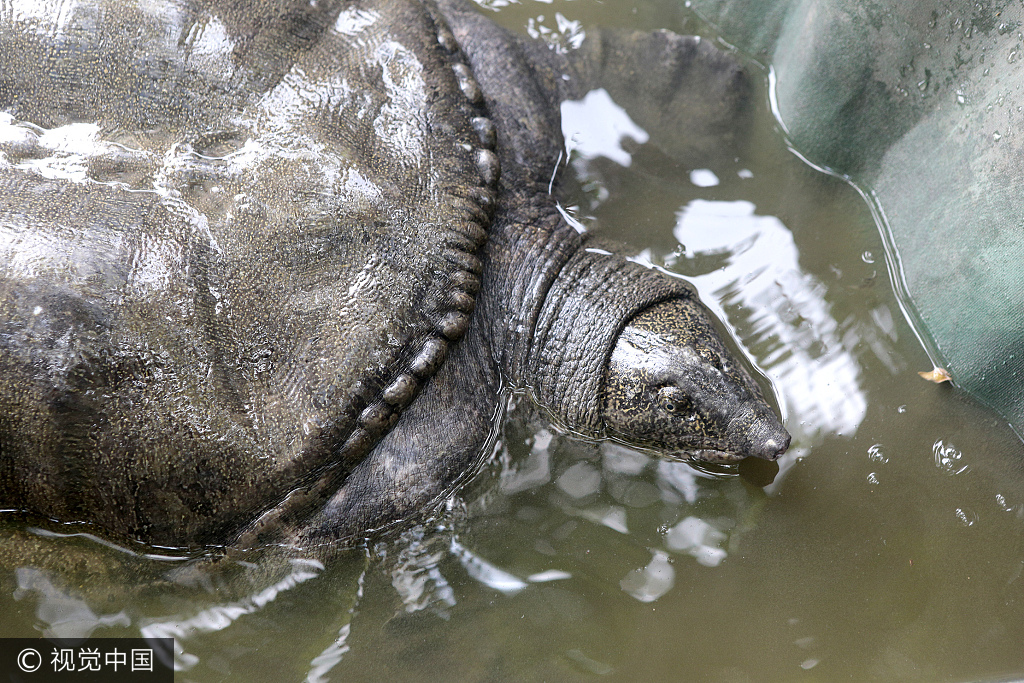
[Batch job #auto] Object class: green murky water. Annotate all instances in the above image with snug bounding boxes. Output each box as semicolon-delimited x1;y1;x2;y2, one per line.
3;1;1024;681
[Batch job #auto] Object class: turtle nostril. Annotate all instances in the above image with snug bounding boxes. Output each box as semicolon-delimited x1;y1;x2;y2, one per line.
762;432;791;460
747;423;792;461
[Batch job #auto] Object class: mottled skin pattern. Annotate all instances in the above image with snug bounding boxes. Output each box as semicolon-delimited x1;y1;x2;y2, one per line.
604;299;787;462
0;0;789;555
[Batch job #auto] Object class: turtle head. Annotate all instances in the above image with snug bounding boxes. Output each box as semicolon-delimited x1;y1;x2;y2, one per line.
601;297;790;463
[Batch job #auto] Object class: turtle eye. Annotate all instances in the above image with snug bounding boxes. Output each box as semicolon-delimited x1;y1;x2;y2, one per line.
657;386;691;415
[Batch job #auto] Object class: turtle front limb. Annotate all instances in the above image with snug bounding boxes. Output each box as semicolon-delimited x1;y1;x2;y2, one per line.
294;322;503;549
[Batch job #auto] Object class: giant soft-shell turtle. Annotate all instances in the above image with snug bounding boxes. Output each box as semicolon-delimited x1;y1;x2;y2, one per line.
0;0;790;553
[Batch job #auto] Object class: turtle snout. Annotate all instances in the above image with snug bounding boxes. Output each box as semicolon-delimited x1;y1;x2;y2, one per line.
754;431;791;460
739;410;791;460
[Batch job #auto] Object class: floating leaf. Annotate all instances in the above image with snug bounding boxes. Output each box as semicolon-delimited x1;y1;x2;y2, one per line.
918;367;952;383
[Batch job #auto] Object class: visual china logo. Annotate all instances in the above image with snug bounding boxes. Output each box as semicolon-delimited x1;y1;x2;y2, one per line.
1;638;173;681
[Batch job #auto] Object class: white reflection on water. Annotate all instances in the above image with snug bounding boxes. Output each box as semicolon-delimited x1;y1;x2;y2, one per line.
0;114;114;183
182;16;236;77
306;622;352;683
526;12;586;54
389;528;456;614
139;558;324;671
13;567;131;639
620;550;674;603
333;6;379;36
673;199;868;461
556;461;601;498
566;504;629;534
451;538;572;595
656;459;703;505
560;88;649;168
451;538;528;595
499;427;553;494
665;516;729;567
690;168;720;187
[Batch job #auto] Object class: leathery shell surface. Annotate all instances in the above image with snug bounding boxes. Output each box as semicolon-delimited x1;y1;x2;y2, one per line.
0;0;498;548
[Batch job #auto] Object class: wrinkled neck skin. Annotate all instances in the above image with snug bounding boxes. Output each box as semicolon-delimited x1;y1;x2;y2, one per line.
479;213;688;436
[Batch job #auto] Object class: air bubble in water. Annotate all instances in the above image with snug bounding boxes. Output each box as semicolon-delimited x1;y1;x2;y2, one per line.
954;507;977;526
934;439;969;475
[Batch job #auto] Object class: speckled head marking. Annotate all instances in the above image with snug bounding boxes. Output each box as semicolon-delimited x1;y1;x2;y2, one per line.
601;298;790;463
